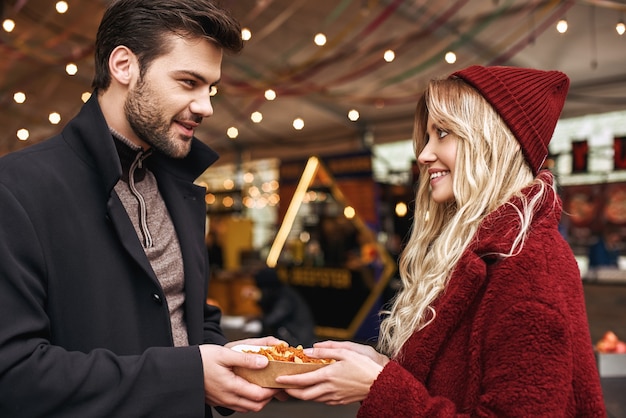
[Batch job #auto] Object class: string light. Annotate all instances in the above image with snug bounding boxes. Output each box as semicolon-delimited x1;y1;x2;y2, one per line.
49;112;61;125
264;89;276;100
55;1;69;14
241;28;252;41
17;129;29;141
293;117;304;130
556;17;568;34
65;63;78;75
13;92;26;104
2;19;15;32
444;51;457;64
250;111;263;123
314;33;327;46
227;127;239;139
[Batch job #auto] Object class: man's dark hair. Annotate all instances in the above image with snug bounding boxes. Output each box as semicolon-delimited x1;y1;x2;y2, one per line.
92;0;243;90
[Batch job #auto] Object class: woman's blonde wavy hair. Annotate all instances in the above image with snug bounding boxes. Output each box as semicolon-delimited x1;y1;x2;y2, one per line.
378;77;554;358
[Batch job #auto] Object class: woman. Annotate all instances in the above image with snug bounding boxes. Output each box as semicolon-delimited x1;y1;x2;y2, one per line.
277;66;606;416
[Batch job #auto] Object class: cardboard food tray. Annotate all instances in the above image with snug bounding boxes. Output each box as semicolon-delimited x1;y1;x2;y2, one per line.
231;344;328;388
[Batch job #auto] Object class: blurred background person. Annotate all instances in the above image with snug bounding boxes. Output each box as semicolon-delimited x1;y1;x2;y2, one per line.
246;267;317;348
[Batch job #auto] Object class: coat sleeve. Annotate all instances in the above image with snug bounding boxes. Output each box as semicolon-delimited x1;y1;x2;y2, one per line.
358;301;579;417
0;183;207;417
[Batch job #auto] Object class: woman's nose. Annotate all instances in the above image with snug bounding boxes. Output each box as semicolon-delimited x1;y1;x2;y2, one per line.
417;142;435;165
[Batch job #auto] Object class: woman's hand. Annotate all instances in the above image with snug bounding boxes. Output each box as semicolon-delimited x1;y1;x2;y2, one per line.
275;341;389;405
313;340;390;367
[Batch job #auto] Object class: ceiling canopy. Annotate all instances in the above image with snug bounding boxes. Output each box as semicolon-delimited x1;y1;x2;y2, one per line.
2;0;626;166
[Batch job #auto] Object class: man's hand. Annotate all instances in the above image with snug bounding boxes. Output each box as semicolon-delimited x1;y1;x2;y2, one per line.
199;342;282;413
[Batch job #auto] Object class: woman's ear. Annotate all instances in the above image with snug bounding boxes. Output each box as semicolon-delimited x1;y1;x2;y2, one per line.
108;45;137;86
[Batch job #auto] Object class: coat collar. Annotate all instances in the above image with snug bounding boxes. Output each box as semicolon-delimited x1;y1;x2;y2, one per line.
470;171;561;258
61;92;220;194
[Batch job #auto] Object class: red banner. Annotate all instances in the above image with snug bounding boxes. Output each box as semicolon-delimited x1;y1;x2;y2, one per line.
571;140;589;173
614;136;626;170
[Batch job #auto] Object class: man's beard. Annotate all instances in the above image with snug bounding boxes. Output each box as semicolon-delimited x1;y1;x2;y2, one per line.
124;78;193;159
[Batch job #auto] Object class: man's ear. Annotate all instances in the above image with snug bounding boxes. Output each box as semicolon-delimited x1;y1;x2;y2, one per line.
108;45;138;86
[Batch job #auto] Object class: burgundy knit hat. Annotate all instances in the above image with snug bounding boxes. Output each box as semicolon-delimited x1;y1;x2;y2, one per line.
451;65;570;175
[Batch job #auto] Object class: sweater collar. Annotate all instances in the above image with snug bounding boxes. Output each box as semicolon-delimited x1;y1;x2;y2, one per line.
110;128;152;183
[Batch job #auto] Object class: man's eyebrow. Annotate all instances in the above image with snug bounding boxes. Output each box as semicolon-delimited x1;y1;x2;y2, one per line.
172;70;220;86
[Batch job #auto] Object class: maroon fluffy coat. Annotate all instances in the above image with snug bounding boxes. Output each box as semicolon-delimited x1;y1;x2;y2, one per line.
359;173;606;417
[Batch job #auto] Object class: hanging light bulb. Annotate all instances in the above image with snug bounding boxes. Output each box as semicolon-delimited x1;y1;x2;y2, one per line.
2;19;16;32
444;51;457;64
13;92;26;104
17;129;30;141
55;1;69;14
314;33;327;46
227;127;239;139
556;18;568;34
264;89;276;100
293;117;304;130
49;112;62;125
65;63;78;75
241;28;252;41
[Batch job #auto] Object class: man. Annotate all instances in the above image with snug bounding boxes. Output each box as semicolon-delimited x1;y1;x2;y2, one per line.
0;0;281;416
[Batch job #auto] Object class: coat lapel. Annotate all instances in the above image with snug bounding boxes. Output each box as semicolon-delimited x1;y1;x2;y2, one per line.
106;194;160;284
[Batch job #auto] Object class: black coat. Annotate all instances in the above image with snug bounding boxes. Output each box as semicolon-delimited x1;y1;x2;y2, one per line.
0;95;226;417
